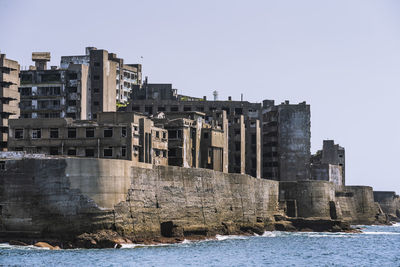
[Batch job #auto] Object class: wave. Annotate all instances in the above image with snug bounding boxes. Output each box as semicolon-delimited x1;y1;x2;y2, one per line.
362;231;400;235
392;223;400;227
215;234;248;241
0;243;51;250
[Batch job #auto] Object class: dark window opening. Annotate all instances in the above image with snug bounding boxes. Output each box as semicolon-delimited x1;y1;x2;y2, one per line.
50;128;59;138
104;127;113;137
32;129;41;139
86;128;94;138
169;148;177;157
170;106;179;112
85;149;94;157
104;147;113;157
121;146;126;157
50;147;59;155
121;127;127;137
68;128;76;138
67;148;76;156
15;129;23;139
68;73;78;79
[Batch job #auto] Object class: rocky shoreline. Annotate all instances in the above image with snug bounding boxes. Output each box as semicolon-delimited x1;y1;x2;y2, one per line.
1;217;375;250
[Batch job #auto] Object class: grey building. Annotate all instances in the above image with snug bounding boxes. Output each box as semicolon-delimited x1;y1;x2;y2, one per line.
128;85;261;178
262;100;311;181
61;47;142;107
311;140;345;185
19;52;89;120
0;54;20;151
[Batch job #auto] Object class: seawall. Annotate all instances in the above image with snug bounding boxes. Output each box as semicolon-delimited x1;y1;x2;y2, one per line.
0;157;280;241
373;191;400;221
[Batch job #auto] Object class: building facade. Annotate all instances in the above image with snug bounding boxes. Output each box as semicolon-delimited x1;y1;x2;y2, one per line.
311;140;345;185
19;52;89;120
0;54;20;151
128;86;261;177
8;112;168;165
262;100;311;181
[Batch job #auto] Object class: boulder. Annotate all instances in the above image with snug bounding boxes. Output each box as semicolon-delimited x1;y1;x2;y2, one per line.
34;242;58;250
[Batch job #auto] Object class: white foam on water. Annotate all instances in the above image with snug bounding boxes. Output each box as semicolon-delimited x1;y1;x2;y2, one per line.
362;231;400;235
120;243;170;249
215;234;248;241
0;243;51;250
391;223;400;227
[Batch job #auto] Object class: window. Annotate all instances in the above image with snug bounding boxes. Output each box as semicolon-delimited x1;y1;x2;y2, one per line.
104;127;113;138
155;150;160;157
85;148;95;157
121;127;127;137
50;147;59;155
203;132;209;139
68;128;76;138
103;147;113;157
93;75;100;80
0;161;5;170
144;106;153;114
32;129;41;139
94;62;100;67
84;128;94;138
162;150;167;157
170;106;179;112
94;101;99;106
169;148;177;157
68;87;77;93
15;129;23;139
156;131;159;138
50;128;59;138
162;132;167;139
68;100;77;106
183;106;191;111
121;146;126;157
158;106;165;112
68;73;78;79
132;106;140;112
67;148;76;156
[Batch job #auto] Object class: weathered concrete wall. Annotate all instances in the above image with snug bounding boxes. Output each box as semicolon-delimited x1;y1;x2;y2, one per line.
279;181;382;224
0;158;279;240
373;191;400;220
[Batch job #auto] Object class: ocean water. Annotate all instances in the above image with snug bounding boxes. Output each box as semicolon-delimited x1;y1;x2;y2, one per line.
1;224;399;267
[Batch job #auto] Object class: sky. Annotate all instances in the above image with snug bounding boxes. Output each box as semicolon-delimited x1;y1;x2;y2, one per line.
1;0;399;193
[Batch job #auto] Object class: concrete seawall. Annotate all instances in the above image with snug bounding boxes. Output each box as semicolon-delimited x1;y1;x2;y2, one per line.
0;158;280;240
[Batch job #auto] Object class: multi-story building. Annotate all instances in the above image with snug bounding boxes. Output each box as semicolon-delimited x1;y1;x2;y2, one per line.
8;112;168;165
154;111;228;172
19;52;89;120
262;100;311;181
311;140;345;185
0;54;20;151
61;47;142;107
128;85;261;177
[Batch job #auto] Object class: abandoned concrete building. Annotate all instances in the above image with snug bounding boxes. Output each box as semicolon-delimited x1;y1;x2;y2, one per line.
154;111;228;172
61;47;142;106
19;52;89;120
8;112;168;165
0;54;20;151
128;84;260;177
311;140;345;185
262;100;311;181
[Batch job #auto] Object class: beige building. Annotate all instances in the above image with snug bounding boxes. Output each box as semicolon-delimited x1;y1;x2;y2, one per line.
0;54;20;151
8;112;168;165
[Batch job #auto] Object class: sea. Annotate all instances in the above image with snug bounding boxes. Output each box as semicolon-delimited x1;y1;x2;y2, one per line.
1;224;399;267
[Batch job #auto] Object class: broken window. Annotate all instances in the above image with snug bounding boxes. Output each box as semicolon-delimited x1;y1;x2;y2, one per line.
104;127;113;138
121;146;126;157
32;129;41;139
68;128;76;138
15;128;23;139
103;147;113;157
50;128;59;138
86;128;95;138
121;127;127;137
85;148;95;157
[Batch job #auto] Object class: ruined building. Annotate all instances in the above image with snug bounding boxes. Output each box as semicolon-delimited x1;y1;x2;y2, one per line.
262;100;311;181
61;47;142;106
19;52;89;119
154;111;228;172
0;54;20;151
8;112;168;165
127;83;261;178
311;140;345;185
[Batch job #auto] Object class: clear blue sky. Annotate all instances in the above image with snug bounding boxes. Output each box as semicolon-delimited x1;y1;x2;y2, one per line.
1;0;399;193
